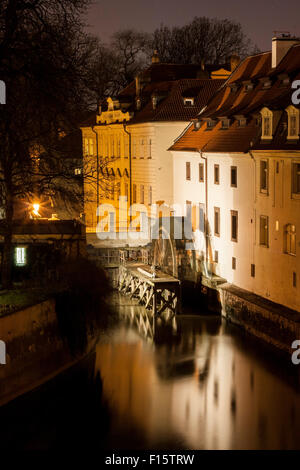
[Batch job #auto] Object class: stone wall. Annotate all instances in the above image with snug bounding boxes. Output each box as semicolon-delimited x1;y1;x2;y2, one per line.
219;284;300;355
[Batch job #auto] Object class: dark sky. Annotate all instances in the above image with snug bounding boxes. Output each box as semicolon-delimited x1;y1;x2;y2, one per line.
85;0;300;51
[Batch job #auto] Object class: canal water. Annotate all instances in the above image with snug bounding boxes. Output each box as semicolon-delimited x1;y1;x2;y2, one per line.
0;293;300;450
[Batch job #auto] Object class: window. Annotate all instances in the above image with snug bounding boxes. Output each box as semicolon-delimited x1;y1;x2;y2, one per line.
116;182;121;200
231;166;237;187
186;162;191;181
251;264;255;277
199;204;205;233
125;183;129;201
260;108;273;139
263;117;271;137
260;160;268;193
199;163;204;182
206;119;216;130
133;184;137;204
286;106;299;140
148;139;152;159
84;138;89;156
292;162;300;195
293;272;297;288
214;207;220;237
259;215;269;247
140;139;144;158
15;247;26;266
284;224;296;255
232;257;236;270
221;118;230;129
140;185;144;204
183;97;194;106
231;211;238;242
214;165;220;184
186;200;192;219
214;251;219;263
74;168;82;175
149;186;152;205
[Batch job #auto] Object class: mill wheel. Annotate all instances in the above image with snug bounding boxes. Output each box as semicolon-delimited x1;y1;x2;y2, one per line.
152;226;177;277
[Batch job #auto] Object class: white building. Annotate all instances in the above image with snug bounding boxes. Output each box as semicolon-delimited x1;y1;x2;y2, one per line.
170;36;300;313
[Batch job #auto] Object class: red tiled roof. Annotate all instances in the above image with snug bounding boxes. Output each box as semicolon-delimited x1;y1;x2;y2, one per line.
170;46;300;153
130;79;224;123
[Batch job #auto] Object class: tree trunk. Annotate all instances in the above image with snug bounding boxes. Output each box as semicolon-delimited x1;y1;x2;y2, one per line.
1;192;13;290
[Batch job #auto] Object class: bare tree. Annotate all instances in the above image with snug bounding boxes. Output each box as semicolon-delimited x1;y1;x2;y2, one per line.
0;0;94;288
150;17;258;65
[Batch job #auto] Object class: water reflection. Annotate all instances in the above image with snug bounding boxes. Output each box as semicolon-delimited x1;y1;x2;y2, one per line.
0;294;300;450
97;297;300;450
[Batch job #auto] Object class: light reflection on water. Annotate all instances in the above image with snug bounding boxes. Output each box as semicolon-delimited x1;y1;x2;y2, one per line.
96;295;300;450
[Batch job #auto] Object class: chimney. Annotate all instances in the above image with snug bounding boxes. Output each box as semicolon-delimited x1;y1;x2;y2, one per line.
272;33;300;68
135;74;141;97
230;54;240;72
152;50;160;64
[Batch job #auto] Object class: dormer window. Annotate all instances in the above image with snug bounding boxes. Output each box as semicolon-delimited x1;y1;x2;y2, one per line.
286;105;299;140
260;108;273;139
183;97;194;106
229;84;238;93
262;78;272;89
236;116;247;127
221;117;230;129
206;119;217;130
192;120;201;131
244;81;254;92
279;74;290;87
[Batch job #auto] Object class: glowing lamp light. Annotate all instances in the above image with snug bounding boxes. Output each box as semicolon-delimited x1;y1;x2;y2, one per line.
32;203;41;217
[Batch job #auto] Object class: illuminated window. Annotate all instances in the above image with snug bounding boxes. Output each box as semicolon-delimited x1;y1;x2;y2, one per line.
199;163;204;182
186;162;191;180
214;207;220;237
292;162;300;195
183;97;194;106
15;247;26;266
260;160;268;193
74;168;82;175
259;215;269;247
284;224;296;255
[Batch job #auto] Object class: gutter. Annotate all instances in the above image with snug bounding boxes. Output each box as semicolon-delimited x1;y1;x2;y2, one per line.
123;122;132;221
91;125;99;222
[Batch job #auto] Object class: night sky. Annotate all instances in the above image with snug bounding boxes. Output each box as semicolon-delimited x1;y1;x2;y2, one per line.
85;0;300;51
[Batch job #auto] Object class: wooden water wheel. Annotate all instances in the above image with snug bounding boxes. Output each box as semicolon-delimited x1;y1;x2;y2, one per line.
152;226;177;277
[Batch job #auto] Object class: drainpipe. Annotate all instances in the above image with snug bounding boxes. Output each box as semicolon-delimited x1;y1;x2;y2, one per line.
199;150;209;277
91;125;99;223
123;121;132;222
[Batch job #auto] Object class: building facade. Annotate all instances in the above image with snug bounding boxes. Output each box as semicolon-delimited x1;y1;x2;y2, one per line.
170;36;300;313
81;58;230;246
